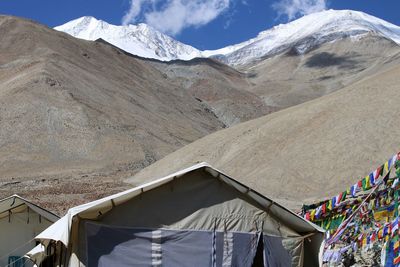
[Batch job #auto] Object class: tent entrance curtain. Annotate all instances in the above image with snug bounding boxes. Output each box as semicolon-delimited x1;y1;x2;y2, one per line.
85;222;292;267
263;235;292;267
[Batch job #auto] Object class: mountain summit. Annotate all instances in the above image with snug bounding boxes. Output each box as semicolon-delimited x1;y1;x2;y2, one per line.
54;16;202;61
204;9;400;65
56;10;400;66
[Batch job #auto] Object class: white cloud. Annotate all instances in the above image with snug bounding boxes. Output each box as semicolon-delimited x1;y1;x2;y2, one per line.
122;0;148;26
272;0;327;21
122;0;231;35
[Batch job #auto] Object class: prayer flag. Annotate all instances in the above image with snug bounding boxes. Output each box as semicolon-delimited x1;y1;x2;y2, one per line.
385;161;390;174
394;241;400;252
393;178;399;189
332;197;337;208
369;172;375;186
346;187;351;195
366;175;371;188
310;209;316;221
362;237;367;247
371;232;376;242
378;229;383;239
373;168;379;181
384;224;389;236
336;193;343;205
322;203;326;214
392;218;399;236
341;191;347;202
378;165;384;176
392;154;399;166
394;255;400;265
362;176;370;190
315;206;322;219
351;184;358;197
358;234;364;244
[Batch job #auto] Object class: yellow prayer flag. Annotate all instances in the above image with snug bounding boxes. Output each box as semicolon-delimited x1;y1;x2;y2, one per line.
379;229;383;239
362;237;367;247
327;200;332;211
365;175;370;189
326;220;331;229
384;161;389;174
394;241;400;250
310;209;316;221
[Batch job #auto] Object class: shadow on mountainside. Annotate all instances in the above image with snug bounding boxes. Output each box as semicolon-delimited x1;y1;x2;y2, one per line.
305;52;361;69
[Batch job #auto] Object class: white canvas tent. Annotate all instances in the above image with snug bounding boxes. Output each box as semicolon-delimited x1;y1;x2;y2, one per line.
0;195;58;267
31;163;324;267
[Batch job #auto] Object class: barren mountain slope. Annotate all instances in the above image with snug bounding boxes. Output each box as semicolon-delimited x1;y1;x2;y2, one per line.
148;59;277;126
0;16;232;212
149;34;400;124
242;34;400;110
129;60;400;211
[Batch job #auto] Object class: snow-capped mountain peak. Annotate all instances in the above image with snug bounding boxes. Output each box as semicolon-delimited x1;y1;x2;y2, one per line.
54;16;202;61
55;10;400;65
204;9;400;65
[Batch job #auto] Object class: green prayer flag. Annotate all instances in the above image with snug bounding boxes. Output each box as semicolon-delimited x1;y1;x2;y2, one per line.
341;191;347;201
362;177;368;190
379;164;385;175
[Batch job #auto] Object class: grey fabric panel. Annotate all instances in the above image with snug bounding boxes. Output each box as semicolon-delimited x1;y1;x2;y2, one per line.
263;235;292;267
215;231;260;267
222;232;234;266
215;232;224;267
230;232;259;267
282;237;304;267
86;221;279;267
85;222;152;267
161;229;213;267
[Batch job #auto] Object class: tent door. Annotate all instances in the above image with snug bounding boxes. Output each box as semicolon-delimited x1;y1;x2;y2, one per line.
252;234;264;267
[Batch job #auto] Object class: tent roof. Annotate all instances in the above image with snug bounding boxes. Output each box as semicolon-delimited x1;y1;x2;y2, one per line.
0;194;59;222
37;162;323;246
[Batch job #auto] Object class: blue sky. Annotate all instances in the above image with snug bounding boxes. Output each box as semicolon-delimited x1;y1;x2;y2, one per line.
0;0;399;50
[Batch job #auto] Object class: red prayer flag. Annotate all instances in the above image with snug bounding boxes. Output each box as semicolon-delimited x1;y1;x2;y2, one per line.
377;165;383;177
394;255;400;265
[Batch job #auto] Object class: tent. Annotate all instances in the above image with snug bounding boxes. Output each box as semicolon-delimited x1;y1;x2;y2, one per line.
32;163;324;267
0;195;59;267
